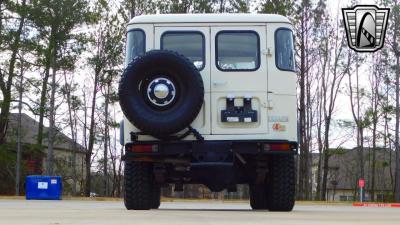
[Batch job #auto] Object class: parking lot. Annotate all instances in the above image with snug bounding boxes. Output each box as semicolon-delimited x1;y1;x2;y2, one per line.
0;199;399;225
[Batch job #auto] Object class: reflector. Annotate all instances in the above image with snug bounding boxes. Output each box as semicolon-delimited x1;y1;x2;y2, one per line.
266;143;291;151
131;145;155;153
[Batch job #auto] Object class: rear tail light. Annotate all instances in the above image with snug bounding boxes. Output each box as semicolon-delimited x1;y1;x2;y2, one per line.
130;144;158;153
263;143;291;151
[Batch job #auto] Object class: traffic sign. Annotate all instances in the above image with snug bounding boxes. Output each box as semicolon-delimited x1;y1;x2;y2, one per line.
358;179;365;188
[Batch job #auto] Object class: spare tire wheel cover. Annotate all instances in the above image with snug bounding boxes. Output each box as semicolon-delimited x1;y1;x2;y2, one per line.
118;50;204;138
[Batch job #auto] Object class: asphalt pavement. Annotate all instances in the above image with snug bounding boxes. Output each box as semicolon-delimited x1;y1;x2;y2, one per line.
0;199;399;225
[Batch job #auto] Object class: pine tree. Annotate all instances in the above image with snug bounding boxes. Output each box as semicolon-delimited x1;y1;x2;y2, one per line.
28;0;96;174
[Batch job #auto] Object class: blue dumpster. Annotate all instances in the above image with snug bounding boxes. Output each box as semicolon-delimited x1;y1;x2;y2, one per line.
25;176;62;200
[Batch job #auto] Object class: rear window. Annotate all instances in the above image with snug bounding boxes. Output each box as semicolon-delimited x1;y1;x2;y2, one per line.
126;29;145;64
216;31;260;71
275;28;295;71
161;32;205;70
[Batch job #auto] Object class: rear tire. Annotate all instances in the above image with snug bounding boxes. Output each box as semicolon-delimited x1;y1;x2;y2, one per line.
124;161;154;210
151;184;161;209
267;155;295;211
249;184;267;210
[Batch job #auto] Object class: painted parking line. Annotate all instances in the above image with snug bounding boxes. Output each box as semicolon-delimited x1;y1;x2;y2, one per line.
353;202;400;207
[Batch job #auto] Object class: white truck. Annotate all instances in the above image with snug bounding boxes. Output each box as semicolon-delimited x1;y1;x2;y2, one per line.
119;14;297;211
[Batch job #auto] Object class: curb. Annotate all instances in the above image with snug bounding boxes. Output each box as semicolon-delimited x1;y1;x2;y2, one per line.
353;202;400;207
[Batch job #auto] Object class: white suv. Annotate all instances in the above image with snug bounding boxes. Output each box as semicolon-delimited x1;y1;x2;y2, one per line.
119;14;297;211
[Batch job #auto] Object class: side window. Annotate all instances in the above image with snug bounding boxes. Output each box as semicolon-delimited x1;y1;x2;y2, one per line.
216;31;260;71
275;28;295;71
126;29;145;64
161;32;205;70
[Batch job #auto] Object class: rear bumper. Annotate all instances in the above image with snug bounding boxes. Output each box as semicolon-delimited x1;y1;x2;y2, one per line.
123;139;298;160
123;139;297;191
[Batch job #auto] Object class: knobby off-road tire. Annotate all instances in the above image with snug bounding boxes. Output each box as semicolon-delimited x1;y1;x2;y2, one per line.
250;184;268;210
124;161;156;210
267;155;295;211
118;50;204;139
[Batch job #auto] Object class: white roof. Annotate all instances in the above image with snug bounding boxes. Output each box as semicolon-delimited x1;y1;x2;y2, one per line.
129;14;291;24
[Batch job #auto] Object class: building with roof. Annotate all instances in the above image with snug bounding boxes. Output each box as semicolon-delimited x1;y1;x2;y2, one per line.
5;113;86;195
311;148;395;202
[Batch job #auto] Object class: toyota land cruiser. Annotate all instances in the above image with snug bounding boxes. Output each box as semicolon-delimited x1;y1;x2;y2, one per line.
119;14;297;211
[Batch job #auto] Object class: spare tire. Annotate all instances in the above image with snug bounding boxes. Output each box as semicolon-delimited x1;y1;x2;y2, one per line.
119;50;204;138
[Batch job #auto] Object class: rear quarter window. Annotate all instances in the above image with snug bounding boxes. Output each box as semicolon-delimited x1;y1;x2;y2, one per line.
275;28;295;71
126;29;145;64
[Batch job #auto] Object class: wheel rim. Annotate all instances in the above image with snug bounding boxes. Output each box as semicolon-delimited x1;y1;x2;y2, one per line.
146;77;176;107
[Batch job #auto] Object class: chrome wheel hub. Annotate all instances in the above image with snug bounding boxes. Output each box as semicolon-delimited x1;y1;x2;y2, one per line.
154;83;169;99
147;77;176;107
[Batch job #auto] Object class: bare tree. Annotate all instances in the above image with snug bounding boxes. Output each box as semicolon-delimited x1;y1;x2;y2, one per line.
391;0;400;203
294;0;313;200
348;53;368;200
15;50;26;195
101;76;111;196
62;70;80;195
319;24;347;201
84;2;124;196
46;42;58;175
366;53;386;201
